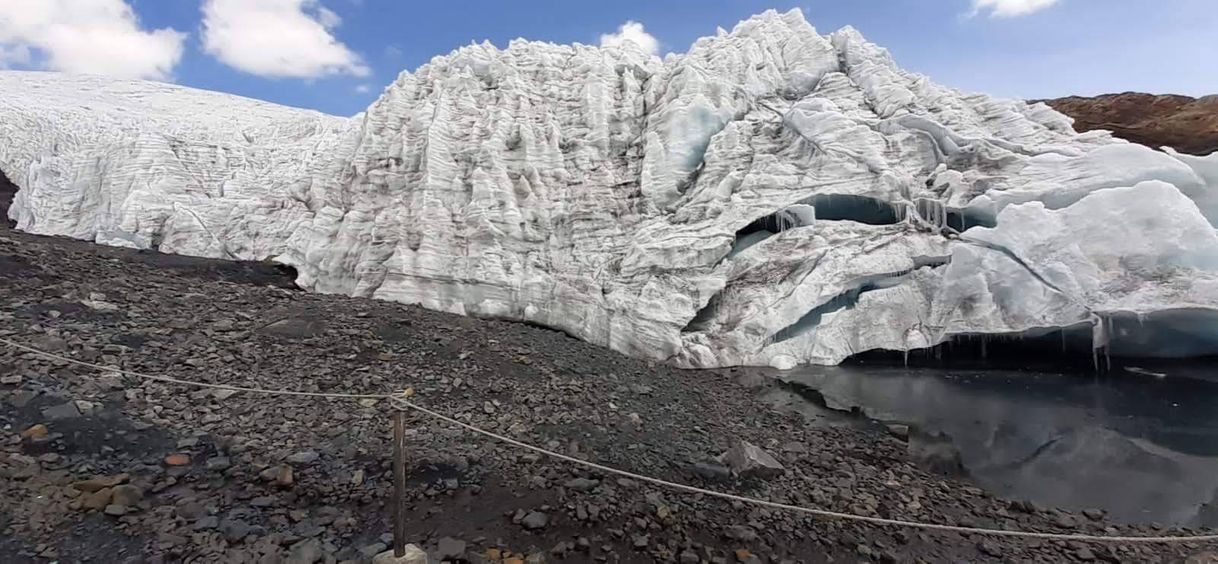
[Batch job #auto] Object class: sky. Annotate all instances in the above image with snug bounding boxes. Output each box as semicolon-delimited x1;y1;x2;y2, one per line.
0;0;1215;117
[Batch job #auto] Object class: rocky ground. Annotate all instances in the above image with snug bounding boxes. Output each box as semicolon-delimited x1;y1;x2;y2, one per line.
1044;93;1218;156
2;187;1217;562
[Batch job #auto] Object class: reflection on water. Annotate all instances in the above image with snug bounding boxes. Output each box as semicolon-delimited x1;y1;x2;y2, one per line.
767;363;1218;526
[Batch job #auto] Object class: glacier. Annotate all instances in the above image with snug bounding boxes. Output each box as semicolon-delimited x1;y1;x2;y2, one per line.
3;9;1218;368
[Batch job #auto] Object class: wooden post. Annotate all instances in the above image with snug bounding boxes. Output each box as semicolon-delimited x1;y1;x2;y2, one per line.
392;410;406;557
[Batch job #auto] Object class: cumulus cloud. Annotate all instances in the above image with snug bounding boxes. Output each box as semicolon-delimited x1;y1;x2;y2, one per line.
971;0;1061;18
599;21;659;56
0;0;186;80
201;0;370;79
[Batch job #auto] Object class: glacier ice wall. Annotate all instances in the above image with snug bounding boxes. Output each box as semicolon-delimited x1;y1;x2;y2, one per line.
3;9;1218;368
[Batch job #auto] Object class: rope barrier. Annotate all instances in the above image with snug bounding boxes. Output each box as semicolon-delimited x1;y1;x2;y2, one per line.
0;338;395;400
3;336;1215;544
389;397;1216;544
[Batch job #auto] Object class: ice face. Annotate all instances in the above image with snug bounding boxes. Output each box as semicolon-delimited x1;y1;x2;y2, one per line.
3;9;1217;368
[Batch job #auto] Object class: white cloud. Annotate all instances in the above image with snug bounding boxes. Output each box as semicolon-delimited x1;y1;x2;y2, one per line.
354;84;370;93
0;0;186;80
971;0;1061;18
201;0;370;79
599;21;659;56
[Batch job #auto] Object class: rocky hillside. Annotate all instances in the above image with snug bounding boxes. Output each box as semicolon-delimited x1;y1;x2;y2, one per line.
1045;93;1218;156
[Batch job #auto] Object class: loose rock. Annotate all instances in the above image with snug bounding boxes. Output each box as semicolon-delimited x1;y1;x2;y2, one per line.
719;440;784;479
521;511;549;531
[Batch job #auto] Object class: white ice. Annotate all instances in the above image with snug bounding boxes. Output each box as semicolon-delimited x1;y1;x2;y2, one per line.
2;9;1217;368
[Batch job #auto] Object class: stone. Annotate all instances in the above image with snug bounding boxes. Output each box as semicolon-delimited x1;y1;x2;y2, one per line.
435;537;466;560
360;543;388;558
780;441;808;454
261;317;326;339
1075;547;1095;561
563;478;599;492
1186;552;1218;564
885;424;910;441
110;484;143;506
724;525;758;542
372;545;428;564
977;540;1003;558
41;402;81;420
193;516;219;530
72;474;129;493
259;466;280;481
287;451;319;465
520;511;549;530
19;424;48;440
0;374;21;385
82;488;113;510
691;462;731;481
205;456;232;471
288;538;324;563
97;373;123;390
164;453;191;466
1054;513;1077;529
275;465;294;487
719;440;784;479
220;519;256;543
103;504;126;516
213;389;239;401
679;550;700;564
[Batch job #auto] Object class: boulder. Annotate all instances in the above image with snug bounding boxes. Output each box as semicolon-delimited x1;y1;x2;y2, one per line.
719;440;784;479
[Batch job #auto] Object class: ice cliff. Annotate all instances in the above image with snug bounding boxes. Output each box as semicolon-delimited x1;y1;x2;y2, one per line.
3;9;1218;368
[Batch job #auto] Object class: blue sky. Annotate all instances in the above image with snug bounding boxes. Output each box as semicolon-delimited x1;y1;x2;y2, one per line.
2;0;1216;116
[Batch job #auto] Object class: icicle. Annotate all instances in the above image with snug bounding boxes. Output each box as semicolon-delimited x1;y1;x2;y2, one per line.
1091;315;1110;373
1104;316;1113;371
903;348;909;367
980;337;987;360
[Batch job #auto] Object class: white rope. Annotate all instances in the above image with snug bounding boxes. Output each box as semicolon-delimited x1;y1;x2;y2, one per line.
389;401;1218;544
3;337;1215;544
0;338;395;400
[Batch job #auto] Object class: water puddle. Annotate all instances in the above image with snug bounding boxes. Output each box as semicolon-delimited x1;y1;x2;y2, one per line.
759;362;1218;526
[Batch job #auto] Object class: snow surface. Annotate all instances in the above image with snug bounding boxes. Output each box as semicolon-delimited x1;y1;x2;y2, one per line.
3;9;1218;368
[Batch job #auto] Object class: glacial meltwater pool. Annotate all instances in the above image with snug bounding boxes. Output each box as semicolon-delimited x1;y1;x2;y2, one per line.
760;361;1218;526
